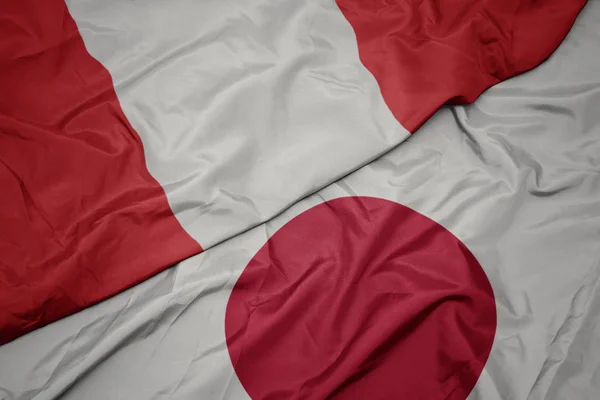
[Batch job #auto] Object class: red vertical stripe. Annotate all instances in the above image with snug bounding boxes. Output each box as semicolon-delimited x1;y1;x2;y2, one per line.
0;0;201;345
336;0;588;132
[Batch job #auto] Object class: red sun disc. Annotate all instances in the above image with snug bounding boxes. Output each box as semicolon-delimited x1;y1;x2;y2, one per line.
226;196;496;399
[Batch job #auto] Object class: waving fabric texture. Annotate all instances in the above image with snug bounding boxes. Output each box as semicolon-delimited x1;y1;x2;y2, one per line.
0;0;588;345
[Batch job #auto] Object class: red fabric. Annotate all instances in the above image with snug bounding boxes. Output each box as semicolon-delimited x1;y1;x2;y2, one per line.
226;197;496;399
336;0;588;132
0;0;201;345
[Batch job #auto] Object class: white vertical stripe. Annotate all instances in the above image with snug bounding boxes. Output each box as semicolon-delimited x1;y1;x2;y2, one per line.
66;0;409;248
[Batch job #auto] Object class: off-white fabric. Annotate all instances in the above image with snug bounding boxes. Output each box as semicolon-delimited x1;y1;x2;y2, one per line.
67;0;408;248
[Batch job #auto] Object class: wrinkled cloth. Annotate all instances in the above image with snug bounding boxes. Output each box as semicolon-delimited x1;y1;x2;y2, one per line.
0;0;598;398
0;0;587;344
